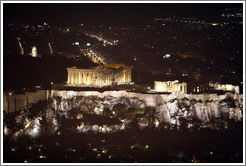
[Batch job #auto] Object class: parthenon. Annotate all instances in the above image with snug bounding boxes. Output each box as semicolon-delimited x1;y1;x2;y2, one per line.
67;64;132;87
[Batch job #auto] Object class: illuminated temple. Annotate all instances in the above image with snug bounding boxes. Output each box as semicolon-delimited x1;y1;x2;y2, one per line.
154;80;187;94
67;64;132;87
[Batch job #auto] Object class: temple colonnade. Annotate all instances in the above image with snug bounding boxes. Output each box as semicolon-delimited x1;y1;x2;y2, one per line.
67;66;132;87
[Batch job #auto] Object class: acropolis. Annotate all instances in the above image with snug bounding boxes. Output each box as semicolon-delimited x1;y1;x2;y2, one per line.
67;64;132;87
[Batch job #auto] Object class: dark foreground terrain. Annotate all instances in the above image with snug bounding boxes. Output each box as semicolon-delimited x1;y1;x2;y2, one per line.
4;125;243;163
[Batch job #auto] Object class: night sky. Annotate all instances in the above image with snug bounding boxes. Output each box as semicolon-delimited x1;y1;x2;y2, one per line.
4;3;243;25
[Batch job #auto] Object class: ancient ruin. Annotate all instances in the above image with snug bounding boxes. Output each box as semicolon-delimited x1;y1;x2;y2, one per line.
154;80;187;93
67;64;132;87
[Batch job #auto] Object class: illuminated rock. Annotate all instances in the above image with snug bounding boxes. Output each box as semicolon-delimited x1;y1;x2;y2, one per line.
3;90;243;139
4;124;10;136
157;104;171;123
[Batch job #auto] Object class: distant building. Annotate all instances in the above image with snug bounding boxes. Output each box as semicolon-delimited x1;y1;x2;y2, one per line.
67;64;132;87
190;82;240;94
154;80;187;94
190;83;209;93
209;82;240;94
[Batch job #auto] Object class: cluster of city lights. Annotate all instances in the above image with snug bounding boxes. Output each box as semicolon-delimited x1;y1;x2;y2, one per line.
154;16;242;27
10;140;151;163
17;37;24;55
154;17;214;26
222;13;243;18
76;123;126;133
79;46;105;64
48;42;53;55
85;33;115;46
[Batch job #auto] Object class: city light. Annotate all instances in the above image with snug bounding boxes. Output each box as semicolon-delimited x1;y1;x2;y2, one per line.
48;42;53;55
85;33;117;46
77;46;105;65
31;46;38;57
17;37;24;55
163;54;171;58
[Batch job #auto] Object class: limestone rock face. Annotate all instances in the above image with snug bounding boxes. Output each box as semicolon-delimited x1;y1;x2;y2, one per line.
154;93;242;124
3;91;243;139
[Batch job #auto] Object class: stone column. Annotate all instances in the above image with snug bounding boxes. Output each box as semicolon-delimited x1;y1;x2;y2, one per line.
67;72;70;84
102;74;105;86
82;73;85;85
129;70;131;82
73;73;75;85
129;68;132;82
74;72;77;84
77;72;80;85
81;73;83;85
91;73;94;85
95;73;98;86
89;73;92;85
98;74;101;86
91;73;93;85
100;74;103;86
78;72;82;85
89;73;91;86
74;73;76;84
90;73;93;85
124;69;126;82
84;73;86;85
77;72;80;84
104;75;106;85
125;71;128;83
109;74;111;85
71;72;74;84
76;73;79;84
70;72;73;84
173;84;177;92
73;72;75;85
86;73;89;85
184;84;187;94
105;75;108;85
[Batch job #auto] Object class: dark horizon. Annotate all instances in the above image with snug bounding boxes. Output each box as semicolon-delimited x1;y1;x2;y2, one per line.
4;3;243;26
